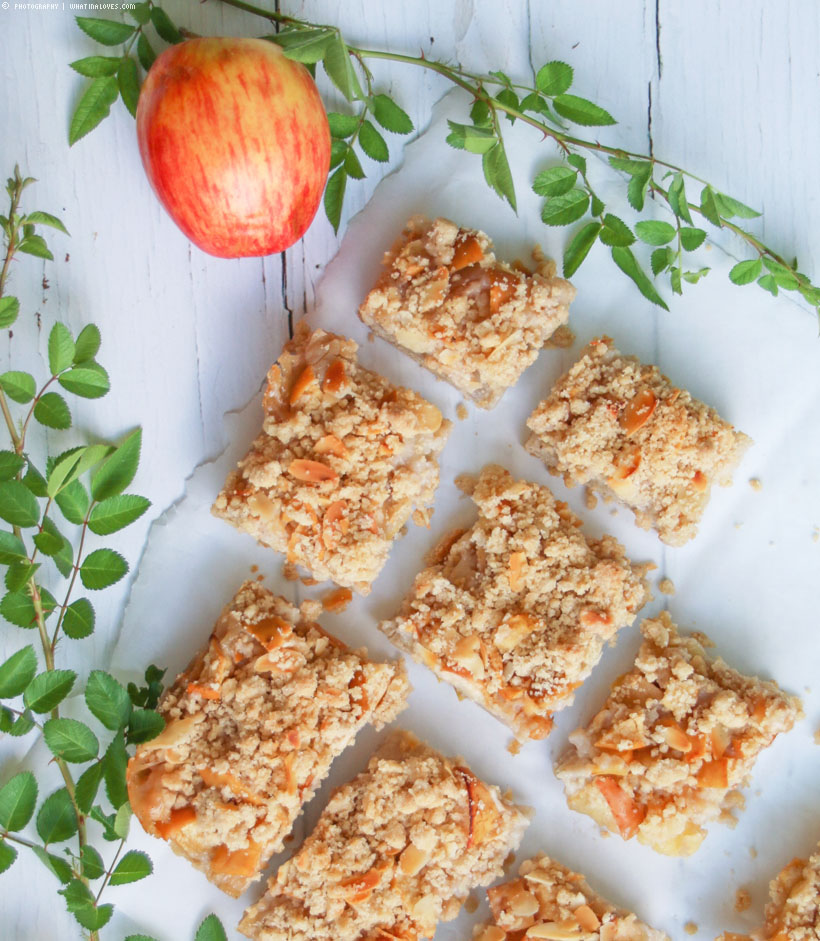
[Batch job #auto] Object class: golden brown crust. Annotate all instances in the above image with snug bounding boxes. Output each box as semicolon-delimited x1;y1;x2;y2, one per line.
525;336;752;545
359;216;575;409
239;730;528;940
761;847;820;939
212;324;452;593
556;613;802;856
380;465;650;741
126;581;410;897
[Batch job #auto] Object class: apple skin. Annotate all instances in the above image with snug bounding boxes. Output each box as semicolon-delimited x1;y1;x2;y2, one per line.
136;37;331;258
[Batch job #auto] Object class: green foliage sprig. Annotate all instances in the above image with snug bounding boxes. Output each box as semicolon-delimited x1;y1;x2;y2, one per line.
0;167;165;939
68;3;820;319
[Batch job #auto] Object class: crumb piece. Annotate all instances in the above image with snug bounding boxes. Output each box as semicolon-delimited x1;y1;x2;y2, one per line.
475;854;669;940
321;586;353;613
366;331;375;342
600;827;610;838
658;576;676;596
749;477;762;491
735;887;752;912
283;562;299;582
250;564;258;573
212;324;451;594
544;323;575;349
584;486;598;510
126;580;410;898
526;336;752;546
380;465;650;742
555;612;803;856
300;576;318;587
750;847;758;858
239;730;528;940
358;216;575;409
507;739;521;756
465;895;479;914
457;402;469;421
691;630;715;648
684;922;698;935
256;574;264;582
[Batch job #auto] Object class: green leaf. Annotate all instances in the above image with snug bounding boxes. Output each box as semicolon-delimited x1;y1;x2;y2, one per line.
0;771;37;831
611;246;669;310
0;371;35;404
0;645;37;697
470;99;492;127
482;143;517;211
195;914;228;941
80;548;128;590
125;936;159;941
540;188;590;226
698;184;722;228
535;61;573;96
495;88;519;122
323;166;346;233
73;324;101;363
63;598;95;640
757;273;779;297
563;221;601;278
666;173;693;224
69;55;121;78
118;57;141;118
327;112;358;139
272;27;334;64
137;33;156;71
344;148;365;180
0;529;27;564
0;452;24;482
31;845;73;883
8;710;35;736
762;257;799;288
0;707;12;732
0;480;40;528
75;16;135;45
103;731;129;807
445;121;497;155
75;762;103;814
322;34;362;101
17;235;53;261
81;845;105;880
532;166;577;198
358;120;389;162
682;267;710;284
127;708;164;744
635;220;676;246
0;296;20;328
55;479;89;525
44;717;99;763
129;1;151;25
715;191;761;220
24;670;76;713
89;804;118;841
4;561;39;593
680;226;707;251
372;94;413;134
69;76;119;146
0;841;17;874
22;464;47;499
88;494;150;536
48;323;75;375
47;444;112;499
113;802;131;839
58;364;111;399
599;214;635;248
110;849;153;886
328;138;347;171
34;392;72;430
91;428;141;501
729;258;763;286
86;671;131;730
36;788;78;844
553;94;615;127
149;7;182;43
54;539;74;579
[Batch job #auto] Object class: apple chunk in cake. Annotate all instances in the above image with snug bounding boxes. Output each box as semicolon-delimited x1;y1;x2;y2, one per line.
556;613;802;856
475;853;670;941
212;323;451;594
126;581;410;897
525;336;752;545
239;730;528;941
379;465;650;741
359;216;575;409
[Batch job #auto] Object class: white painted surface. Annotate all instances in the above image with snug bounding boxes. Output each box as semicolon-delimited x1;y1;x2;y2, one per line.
0;2;819;939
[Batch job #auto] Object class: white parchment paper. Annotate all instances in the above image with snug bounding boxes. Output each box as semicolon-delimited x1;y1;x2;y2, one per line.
110;91;820;940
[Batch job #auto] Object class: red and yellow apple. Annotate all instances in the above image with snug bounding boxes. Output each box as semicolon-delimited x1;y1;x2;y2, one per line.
136;37;331;258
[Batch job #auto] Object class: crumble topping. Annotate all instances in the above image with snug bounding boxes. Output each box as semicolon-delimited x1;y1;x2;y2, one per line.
359;216;575;409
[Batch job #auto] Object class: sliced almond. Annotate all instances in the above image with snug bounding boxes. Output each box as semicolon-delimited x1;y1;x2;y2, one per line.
474;928;506;941
608;446;642;485
322;499;349;550
456;765;499;847
494;613;539;653
289;365;316;404
526;922;586;940
398;843;429;876
416;402;443;433
508;551;526;592
659;718;693;754
451;634;485;679
509;890;540;918
620;388;657;436
710;725;731;759
573;905;600;932
288;458;339;485
315;434;348;457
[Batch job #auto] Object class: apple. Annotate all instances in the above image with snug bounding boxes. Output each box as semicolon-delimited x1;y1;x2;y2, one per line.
136;37;331;258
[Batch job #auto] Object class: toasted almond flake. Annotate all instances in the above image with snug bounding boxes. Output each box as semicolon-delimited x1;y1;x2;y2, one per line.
457;765;499;847
451;634;485;679
398;842;429;876
526;922;586;940
289;364;316;404
573;905;600;931
659;718;693;753
509;889;540;918
452;233;484;270
314;434;348;457
508;551;526;591
475;927;506;941
620;388;657;435
322;586;353;613
288;458;339;484
608;445;641;484
711;725;731;759
494;613;539;653
416;402;443;432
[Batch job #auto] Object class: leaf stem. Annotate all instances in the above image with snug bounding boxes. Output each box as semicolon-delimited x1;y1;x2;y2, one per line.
51;508;92;650
94;838;125;904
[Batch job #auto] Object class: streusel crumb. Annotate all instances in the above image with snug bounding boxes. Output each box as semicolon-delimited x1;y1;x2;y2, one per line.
380;465;650;741
474;853;669;940
525;336;752;545
126;581;410;897
239;730;528;940
556;612;802;856
212;324;451;593
358;216;575;409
